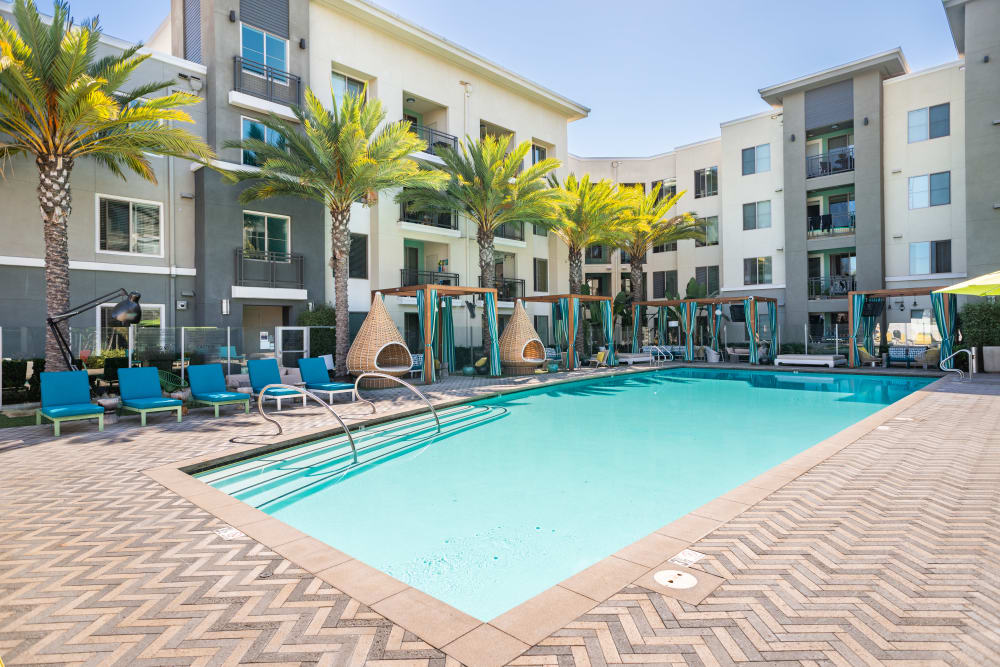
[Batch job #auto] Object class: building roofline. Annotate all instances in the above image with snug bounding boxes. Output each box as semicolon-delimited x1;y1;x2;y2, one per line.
719;109;780;128
569;150;676;162
883;58;964;85
315;0;590;121
942;0;967;55
758;48;908;105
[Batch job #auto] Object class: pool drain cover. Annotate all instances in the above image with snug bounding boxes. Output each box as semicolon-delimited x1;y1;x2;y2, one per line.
653;569;698;590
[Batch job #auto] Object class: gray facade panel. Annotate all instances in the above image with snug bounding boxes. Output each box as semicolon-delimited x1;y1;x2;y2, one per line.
804;79;854;130
183;0;202;63
782;92;809;344
851;71;884;294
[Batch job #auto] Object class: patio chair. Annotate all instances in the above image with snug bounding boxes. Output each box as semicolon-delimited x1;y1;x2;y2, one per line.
408;353;424;378
35;370;104;436
297;357;358;404
187;364;251;417
118;367;183;426
247;358;306;410
587;350;609;368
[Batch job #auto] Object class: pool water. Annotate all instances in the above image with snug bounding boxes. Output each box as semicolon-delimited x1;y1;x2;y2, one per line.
197;368;931;620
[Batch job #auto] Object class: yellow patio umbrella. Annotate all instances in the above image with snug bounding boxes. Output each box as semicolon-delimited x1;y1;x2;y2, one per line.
933;270;1000;296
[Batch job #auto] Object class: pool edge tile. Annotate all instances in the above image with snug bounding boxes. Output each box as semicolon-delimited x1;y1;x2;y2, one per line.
559;555;651;602
316;559;409;606
442;624;530;667
371;587;481;649
613;533;691;569
489;585;598;647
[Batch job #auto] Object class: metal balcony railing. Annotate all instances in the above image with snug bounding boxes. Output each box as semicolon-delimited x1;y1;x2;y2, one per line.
409;123;458;156
233;57;302;106
236;249;304;289
807;212;856;237
495;221;524;241
808;274;856;299
806;146;854;178
479;276;525;301
400;268;459;287
399;202;458;230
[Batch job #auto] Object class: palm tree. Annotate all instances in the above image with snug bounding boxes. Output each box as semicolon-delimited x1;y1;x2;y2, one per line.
547;173;624;352
613;184;702;345
225;88;447;375
0;0;214;370
401;135;562;350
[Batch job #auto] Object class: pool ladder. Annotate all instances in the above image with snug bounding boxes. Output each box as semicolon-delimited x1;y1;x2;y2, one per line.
940;348;976;381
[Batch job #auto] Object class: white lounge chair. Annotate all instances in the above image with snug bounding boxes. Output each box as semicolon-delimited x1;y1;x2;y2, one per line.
773;354;846;368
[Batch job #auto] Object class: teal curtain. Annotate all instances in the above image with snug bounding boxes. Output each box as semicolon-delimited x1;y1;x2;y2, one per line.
679;302;697;360
931;292;957;369
743;297;758;364
551;301;563;353
484;291;501;376
600;300;616;366
768;303;778;357
657;306;668;346
861;297;883;356
850;293;865;367
417;288;440;381
631;305;645;353
571;298;581;367
442;296;456;372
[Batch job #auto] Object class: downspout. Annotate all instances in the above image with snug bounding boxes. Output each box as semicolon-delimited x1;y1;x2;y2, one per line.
167;119;176;328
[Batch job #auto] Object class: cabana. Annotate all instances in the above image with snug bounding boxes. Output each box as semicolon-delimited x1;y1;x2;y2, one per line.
522;294;615;370
634;296;779;363
375;284;501;384
847;287;958;368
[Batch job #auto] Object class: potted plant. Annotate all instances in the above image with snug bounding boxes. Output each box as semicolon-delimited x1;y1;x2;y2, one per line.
959;302;1000;372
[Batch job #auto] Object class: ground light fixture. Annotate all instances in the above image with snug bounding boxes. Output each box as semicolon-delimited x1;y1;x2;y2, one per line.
46;289;141;371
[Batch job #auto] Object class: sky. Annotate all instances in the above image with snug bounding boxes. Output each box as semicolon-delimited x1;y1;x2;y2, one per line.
38;0;959;157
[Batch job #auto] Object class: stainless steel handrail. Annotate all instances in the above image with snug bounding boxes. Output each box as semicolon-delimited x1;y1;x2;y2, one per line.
940;348;975;380
353;372;441;433
255;384;363;463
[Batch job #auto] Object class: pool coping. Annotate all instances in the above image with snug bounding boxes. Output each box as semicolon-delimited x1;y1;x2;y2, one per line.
143;366;948;667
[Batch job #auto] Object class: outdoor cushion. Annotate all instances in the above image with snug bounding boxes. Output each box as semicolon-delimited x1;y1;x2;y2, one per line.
118;367;163;401
41;404;104;419
261;387;300;397
40;370;92;408
306;382;354;392
188;364;227;395
247;359;283;393
474;357;487;368
193;391;248;403
297;357;332;386
122;397;182;410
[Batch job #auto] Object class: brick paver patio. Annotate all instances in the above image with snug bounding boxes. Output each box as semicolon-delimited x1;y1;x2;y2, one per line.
1;367;997;666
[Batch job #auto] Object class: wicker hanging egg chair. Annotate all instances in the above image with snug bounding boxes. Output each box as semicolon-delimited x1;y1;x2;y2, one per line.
347;293;414;388
498;299;546;375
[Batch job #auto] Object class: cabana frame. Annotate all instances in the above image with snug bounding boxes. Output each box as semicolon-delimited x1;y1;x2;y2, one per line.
522;294;613;370
375;284;499;384
847;287;955;368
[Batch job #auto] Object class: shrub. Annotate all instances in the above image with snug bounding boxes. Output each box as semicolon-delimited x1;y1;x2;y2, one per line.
959;301;1000;348
2;360;28;389
297;305;336;358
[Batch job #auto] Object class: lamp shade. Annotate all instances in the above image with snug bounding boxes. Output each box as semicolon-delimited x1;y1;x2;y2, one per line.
110;292;142;325
465;301;476;318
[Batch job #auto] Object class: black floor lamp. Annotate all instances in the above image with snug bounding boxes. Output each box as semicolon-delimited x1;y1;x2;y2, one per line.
46;290;142;371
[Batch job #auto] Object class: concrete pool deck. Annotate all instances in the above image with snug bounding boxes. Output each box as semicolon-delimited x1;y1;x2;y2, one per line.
0;364;997;666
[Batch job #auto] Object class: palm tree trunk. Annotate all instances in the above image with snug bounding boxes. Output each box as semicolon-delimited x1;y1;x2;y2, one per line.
477;225;496;353
38;155;74;372
329;206;352;377
569;246;584;353
630;257;644;348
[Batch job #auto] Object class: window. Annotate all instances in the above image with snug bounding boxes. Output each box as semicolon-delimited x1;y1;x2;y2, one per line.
98;196;162;256
331;71;365;107
743;256;773;285
349;233;367;279
533;224;547;237
907;103;950;142
695;265;719;295
243;211;289;258
908;172;951;209
620;249;646;264
909;240;951;275
533;258;548;292
241;24;287;73
652;179;677;204
694;167;718;198
620;182;645;193
652;270;678;299
241;117;286;166
534;315;549;345
695;216;719;247
741;144;770;175
620;272;647;299
587;244;607;262
742;201;771;231
652;241;677;253
403;313;420;353
531;144;547;164
97;303;163;354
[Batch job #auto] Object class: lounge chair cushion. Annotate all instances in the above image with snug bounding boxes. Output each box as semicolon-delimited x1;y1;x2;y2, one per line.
193;391;248;403
261;387;300;397
40;370;92;408
297;357;332;386
40;404;104;419
123;397;182;410
247;359;283;393
188;364;228;395
306;382;354;392
119;367;164;401
474;357;488;368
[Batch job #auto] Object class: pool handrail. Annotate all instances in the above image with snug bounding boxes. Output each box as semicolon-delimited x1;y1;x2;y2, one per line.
940;348;975;380
353;372;441;434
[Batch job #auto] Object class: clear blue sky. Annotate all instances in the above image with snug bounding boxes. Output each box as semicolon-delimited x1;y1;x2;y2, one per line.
41;0;958;156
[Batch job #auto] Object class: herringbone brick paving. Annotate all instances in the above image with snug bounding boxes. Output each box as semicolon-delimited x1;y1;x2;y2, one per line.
1;369;998;666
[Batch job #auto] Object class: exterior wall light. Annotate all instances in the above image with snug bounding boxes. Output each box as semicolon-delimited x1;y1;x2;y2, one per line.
228;10;236;22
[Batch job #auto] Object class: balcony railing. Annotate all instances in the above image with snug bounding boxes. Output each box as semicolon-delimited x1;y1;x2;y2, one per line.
807;212;856;237
808;274;855;299
806;146;854;178
235;249;304;289
233;57;302;106
495;221;524;241
399;202;458;230
410;123;458;156
400;268;459;287
479;276;525;301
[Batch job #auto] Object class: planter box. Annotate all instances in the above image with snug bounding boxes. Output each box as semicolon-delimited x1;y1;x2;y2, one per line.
982;346;1000;373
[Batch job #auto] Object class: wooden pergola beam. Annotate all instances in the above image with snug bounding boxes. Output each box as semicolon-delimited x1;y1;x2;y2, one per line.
635;295;777;308
521;294;612;304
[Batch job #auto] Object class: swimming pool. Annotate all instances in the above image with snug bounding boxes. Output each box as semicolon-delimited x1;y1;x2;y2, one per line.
197;368;932;620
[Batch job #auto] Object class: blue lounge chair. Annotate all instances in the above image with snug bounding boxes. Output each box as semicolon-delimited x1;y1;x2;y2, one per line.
118;367;183;426
247;358;306;410
187;364;251;417
297;357;357;403
35;371;104;436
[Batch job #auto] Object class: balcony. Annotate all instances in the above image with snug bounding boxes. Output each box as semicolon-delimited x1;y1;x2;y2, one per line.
807;212;856;237
479;276;525;301
233;57;302;107
235;249;304;289
808;274;855;300
410;123;458;157
806;146;854;179
400;268;459;287
495;222;524;241
400;202;458;230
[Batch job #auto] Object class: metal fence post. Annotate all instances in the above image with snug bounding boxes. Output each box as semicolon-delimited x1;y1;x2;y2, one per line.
180;327;186;384
1;325;4;411
804;323;808;355
835;323;839;356
226;326;232;377
128;324;134;367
